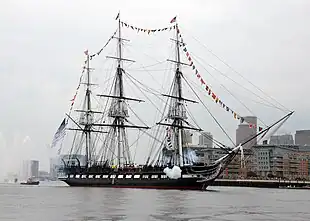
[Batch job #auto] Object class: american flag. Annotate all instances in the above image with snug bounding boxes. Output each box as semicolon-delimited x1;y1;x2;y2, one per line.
51;118;67;148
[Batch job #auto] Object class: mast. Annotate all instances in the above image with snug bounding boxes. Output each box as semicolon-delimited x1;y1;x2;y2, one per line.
85;53;92;167
175;24;184;167
95;13;149;168
157;20;202;167
117;15;123;168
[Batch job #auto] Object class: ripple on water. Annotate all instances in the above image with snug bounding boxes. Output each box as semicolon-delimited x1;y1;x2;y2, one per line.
0;184;310;221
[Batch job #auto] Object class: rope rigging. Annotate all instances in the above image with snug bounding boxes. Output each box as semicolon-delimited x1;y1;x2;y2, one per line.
51;16;293;172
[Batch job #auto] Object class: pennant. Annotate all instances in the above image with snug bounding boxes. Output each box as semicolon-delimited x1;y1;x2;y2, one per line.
115;12;120;20
70;94;76;102
212;93;216;99
84;50;88;55
170;16;177;23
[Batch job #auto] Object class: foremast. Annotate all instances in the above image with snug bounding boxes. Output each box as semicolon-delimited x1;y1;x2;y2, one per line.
66;50;106;168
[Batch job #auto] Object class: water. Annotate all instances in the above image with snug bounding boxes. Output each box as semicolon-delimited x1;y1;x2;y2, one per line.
0;182;309;221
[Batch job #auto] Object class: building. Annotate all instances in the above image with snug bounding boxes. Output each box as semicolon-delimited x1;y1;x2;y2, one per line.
236;116;257;149
295;130;310;146
198;132;213;147
269;134;294;145
21;160;30;180
21;160;39;179
38;171;50;180
252;144;310;179
30;160;39;178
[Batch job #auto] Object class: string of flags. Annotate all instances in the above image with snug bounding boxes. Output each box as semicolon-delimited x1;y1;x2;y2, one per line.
120;21;176;34
174;24;263;132
68;50;89;117
117;16;264;131
67;16;264;132
89;29;118;60
68;28;119;115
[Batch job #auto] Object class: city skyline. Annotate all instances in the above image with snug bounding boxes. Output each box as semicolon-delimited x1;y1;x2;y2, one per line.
1;0;310;177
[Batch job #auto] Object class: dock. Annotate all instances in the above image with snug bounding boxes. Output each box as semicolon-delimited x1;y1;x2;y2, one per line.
211;179;310;189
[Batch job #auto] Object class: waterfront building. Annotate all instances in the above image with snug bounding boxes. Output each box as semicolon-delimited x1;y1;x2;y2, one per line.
269;134;294;145
236;116;257;149
252;144;310;179
198;132;213;147
295;130;310;146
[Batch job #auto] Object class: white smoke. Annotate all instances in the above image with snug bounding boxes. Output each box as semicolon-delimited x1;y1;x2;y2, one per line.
183;148;198;164
163;165;182;179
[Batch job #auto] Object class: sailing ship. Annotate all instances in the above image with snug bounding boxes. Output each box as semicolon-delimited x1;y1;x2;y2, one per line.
52;14;293;190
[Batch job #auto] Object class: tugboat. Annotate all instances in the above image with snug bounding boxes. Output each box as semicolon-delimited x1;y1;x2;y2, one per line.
20;177;40;186
51;14;293;190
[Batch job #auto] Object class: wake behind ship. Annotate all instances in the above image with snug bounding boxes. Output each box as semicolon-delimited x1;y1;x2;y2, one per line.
51;14;293;191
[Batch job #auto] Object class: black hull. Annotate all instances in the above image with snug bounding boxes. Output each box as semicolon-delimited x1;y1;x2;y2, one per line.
60;176;213;190
59;152;235;191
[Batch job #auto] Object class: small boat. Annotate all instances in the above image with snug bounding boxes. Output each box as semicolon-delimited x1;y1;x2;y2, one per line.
20;178;40;185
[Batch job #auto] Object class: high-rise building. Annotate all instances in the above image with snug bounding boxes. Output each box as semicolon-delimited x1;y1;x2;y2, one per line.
198;132;213;148
22;160;30;180
21;160;39;179
236;116;257;149
30;160;39;178
295;130;310;146
270;134;294;145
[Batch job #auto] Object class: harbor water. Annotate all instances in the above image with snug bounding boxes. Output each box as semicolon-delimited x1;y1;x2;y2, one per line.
0;181;309;221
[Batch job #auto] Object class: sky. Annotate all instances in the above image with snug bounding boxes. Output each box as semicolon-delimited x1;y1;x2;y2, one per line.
0;0;310;177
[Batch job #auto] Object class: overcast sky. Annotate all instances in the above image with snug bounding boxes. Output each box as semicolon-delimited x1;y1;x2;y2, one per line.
0;0;309;176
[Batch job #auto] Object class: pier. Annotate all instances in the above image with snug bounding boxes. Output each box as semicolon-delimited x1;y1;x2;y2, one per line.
211;179;310;189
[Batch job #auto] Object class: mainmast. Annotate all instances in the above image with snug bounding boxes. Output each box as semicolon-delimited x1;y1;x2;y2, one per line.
157;20;201;167
95;13;149;168
175;24;184;167
116;15;124;168
85;53;92;167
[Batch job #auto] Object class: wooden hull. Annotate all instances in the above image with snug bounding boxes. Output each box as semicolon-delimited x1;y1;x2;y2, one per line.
59;174;214;190
60;175;212;190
